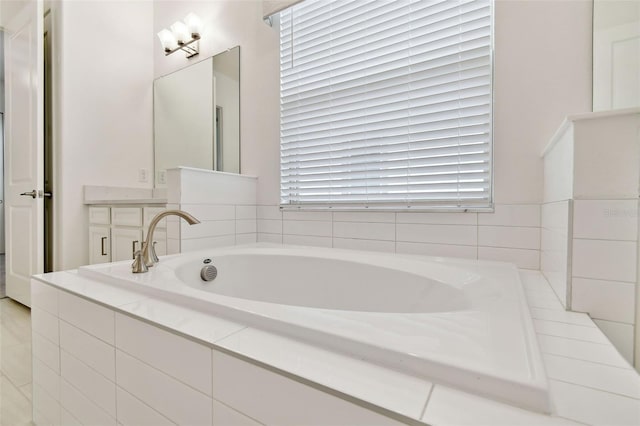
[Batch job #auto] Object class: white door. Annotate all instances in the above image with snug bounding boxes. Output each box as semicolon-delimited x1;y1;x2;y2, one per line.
3;0;44;306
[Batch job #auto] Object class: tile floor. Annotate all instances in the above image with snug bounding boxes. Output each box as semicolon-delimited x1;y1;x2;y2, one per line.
0;297;33;425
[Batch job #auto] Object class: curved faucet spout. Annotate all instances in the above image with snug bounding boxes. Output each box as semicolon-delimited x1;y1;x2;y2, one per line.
138;210;200;270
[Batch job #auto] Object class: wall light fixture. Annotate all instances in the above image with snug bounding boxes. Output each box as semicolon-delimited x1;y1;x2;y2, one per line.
157;13;203;58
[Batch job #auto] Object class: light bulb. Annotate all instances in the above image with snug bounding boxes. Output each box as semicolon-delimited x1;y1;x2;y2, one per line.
170;21;190;44
184;13;203;38
157;29;178;52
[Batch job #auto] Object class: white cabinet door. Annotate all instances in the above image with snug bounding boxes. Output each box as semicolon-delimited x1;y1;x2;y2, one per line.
112;228;143;262
89;226;111;264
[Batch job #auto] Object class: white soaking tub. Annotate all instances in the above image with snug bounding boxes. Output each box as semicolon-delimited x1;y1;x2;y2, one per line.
78;244;550;413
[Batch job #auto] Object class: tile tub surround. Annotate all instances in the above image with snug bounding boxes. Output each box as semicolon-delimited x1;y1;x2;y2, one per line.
541;110;640;366
31;267;640;425
165;168;258;254
77;245;549;412
257;203;542;270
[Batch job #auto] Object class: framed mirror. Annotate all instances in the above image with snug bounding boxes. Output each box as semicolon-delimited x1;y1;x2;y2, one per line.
153;46;240;187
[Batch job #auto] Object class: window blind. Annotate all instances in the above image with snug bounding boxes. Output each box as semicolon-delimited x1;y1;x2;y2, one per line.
280;0;493;209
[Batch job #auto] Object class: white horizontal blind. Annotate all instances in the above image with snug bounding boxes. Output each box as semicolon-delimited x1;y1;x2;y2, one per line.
280;0;493;209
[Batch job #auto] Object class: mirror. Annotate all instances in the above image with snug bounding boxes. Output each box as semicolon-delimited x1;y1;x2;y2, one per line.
592;1;640;111
154;46;240;186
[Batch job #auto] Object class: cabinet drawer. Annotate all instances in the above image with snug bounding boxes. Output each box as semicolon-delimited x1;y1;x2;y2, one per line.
89;207;110;225
112;208;142;227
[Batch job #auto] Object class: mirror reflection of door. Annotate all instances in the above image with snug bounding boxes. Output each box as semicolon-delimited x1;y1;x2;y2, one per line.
216;106;223;171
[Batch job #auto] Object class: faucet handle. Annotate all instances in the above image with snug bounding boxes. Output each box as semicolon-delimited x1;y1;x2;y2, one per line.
150;241;159;264
132;250;149;274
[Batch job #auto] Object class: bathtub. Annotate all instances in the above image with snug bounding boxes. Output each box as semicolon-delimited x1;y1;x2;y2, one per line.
78;243;550;413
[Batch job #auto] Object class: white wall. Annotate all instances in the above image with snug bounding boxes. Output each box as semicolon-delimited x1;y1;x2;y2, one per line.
154;0;279;204
150;0;592;270
154;0;592;207
54;1;154;269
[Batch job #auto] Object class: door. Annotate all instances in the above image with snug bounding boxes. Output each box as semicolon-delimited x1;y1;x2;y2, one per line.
3;0;44;306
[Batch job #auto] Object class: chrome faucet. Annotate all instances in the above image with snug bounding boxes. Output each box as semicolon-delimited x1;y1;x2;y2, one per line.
132;210;200;273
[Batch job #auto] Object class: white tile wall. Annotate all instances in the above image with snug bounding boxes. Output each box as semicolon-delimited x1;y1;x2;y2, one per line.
33;273;640;426
283;234;332;247
569;198;638;360
572;278;635;324
59;321;115;380
32;331;61;374
478;204;541;227
32;306;60;344
573;199;638;241
32;279;59;315
396;223;477;246
60;379;116;426
33;357;61;404
33;384;61;425
572;113;640;200
116;388;174;426
572;238;636;283
115;313;212;396
542;123;574;204
477;247;540;270
478;226;540;249
166;168;259;253
61;350;117;417
540;201;570;308
284;219;332;237
211;350;403;426
254;204;542;269
212;399;262;426
593;319;636;364
116;350;212;425
58;291;115;344
396;241;478;259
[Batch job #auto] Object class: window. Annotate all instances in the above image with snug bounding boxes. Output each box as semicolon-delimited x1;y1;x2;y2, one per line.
280;0;493;210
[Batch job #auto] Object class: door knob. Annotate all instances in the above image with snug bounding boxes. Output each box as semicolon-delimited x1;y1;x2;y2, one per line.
20;190;37;199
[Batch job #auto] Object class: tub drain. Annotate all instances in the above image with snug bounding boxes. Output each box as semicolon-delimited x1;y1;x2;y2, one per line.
200;264;218;282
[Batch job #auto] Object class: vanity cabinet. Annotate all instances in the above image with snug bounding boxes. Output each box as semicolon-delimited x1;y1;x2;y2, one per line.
89;225;111;264
88;205;167;265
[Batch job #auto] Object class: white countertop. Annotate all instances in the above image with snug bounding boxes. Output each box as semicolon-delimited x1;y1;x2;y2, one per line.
83;185;167;205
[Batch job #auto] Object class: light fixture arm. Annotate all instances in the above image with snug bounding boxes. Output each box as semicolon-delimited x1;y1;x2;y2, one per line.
164;34;200;58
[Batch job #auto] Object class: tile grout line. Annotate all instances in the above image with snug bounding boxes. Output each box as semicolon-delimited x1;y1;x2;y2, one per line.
419;384;435;420
548;377;640;401
533;318;608;330
534;331;610;346
538;348;630;369
543;352;634;371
